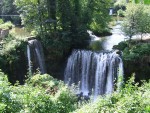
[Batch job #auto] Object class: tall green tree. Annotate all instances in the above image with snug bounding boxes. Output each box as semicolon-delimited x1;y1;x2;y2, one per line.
88;0;111;34
122;4;150;41
57;0;72;31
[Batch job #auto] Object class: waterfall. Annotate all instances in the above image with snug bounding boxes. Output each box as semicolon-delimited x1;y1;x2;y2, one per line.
27;45;32;75
27;39;46;74
64;50;123;98
109;8;113;15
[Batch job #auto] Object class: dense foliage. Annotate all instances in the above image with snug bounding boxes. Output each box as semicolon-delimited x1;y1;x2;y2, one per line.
14;0;111;54
114;41;150;61
0;70;77;113
14;0;111;34
0;32;27;84
0;21;14;30
133;0;150;4
73;76;150;113
1;67;150;113
113;40;150;82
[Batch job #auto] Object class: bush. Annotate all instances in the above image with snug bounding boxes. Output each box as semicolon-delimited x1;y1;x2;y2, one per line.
117;9;125;17
0;33;27;84
114;40;150;83
113;0;126;14
0;21;14;30
0;19;4;25
113;41;128;51
0;71;77;113
27;73;59;87
0;70;22;113
113;41;150;61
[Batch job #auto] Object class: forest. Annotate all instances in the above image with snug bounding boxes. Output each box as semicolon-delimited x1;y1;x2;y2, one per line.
0;0;150;113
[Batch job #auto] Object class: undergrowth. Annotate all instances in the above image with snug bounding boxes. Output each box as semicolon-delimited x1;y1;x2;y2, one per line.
0;71;77;113
1;69;150;113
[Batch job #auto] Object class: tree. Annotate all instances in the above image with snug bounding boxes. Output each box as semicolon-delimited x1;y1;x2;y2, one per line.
122;4;150;41
88;0;111;34
14;0;111;52
136;5;150;40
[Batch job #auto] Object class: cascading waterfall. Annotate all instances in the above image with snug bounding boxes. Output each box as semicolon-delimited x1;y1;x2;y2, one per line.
27;39;46;74
27;45;32;74
64;50;123;99
109;8;113;15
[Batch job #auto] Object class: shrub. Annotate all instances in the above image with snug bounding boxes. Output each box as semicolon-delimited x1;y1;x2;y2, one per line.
0;19;4;25
113;41;150;61
0;71;77;113
113;41;128;51
0;21;14;30
0;70;22;113
117;9;125;17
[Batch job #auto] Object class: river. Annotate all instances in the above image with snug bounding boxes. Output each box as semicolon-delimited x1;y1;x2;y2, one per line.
102;21;126;50
89;21;127;51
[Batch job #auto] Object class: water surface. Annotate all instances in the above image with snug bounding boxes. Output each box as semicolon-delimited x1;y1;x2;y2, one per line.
102;21;126;50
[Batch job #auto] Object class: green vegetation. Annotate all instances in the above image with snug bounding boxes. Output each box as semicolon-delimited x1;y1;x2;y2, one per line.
0;0;150;113
0;33;27;84
0;21;14;30
113;0;126;16
1;67;150;113
122;4;150;40
0;19;4;25
12;0;112;77
14;0;111;53
133;0;150;4
114;41;150;61
0;70;77;113
113;3;150;82
14;0;111;34
73;76;150;113
113;40;150;82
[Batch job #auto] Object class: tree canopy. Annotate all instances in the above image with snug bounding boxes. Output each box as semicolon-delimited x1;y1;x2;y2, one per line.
14;0;111;58
122;4;150;40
